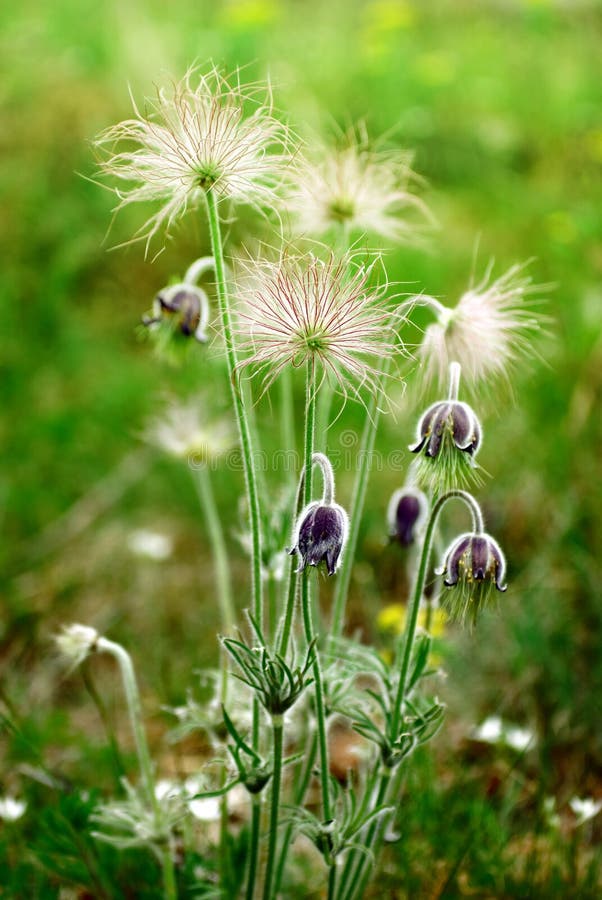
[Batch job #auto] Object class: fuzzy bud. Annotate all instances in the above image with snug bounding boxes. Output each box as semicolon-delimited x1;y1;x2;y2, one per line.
387;486;428;547
143;283;209;343
290;502;349;576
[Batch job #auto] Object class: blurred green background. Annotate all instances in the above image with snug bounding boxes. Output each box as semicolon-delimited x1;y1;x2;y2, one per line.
1;0;601;895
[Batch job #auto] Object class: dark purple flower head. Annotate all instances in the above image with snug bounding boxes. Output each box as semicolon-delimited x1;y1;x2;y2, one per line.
387;487;428;547
437;530;507;624
143;283;209;342
290;502;349;576
410;400;481;459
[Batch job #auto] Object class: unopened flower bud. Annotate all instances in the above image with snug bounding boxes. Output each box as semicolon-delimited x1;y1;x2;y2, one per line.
437;531;507;624
387;487;428;547
143;283;209;342
290;502;349;576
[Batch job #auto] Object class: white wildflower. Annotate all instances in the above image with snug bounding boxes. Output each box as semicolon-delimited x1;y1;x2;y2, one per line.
236;250;399;399
472;715;535;752
128;529;173;561
418;261;545;391
188;796;221;822
569;796;602;826
0;796;26;821
97;66;291;249
287;126;430;243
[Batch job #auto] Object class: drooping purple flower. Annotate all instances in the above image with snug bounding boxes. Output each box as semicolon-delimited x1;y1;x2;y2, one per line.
410;400;481;459
387;487;428;547
143;283;209;342
437;530;507;624
290;502;349;576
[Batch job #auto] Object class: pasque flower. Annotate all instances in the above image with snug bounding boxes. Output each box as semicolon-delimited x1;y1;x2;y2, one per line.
287;126;430;243
290;503;349;576
97;66;291;249
410;363;483;493
143;283;210;342
437;531;507;624
289;453;349;576
387;486;428;546
236;250;397;398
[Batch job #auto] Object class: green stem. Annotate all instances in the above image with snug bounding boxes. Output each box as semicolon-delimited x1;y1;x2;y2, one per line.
204;189;263;634
161;845;178;900
328;863;338;900
277;557;299;658
97;638;177;899
337;768;392;900
331;358;391;641
273;733;318;894
245;796;262;900
262;718;284;900
193;467;235;636
389;488;482;740
280;366;296;465
300;361;332;825
344;490;483;900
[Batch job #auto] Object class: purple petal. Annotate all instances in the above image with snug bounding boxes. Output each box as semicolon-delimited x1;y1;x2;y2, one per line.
425;403;450;458
470;536;490;581
443;534;471;587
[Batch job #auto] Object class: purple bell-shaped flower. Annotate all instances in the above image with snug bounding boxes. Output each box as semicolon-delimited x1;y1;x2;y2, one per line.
387;487;428;547
437;530;507;624
290;502;349;576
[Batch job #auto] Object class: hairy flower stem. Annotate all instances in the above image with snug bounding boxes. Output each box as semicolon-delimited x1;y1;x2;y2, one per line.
345;489;485;900
273;733;318;894
338;766;393;900
331;358;391;640
204;189;263;636
448;360;461;401
262;717;284;900
389;488;481;739
97;638;177;900
205;189;263;900
336;769;391;900
245;797;261;900
280;366;296;466
300;362;333;861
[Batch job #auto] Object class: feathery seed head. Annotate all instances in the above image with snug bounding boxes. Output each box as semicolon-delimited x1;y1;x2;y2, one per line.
56;624;100;669
236;251;398;398
96;66;292;249
286;127;430;243
144;398;234;463
418;261;545;391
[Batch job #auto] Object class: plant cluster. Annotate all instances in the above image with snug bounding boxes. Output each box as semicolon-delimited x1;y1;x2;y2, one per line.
53;64;545;899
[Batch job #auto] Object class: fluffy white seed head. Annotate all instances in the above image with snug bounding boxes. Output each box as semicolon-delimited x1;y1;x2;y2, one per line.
144;398;235;462
56;624;100;668
96;65;292;251
236;250;400;400
286;126;431;243
418;261;546;392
